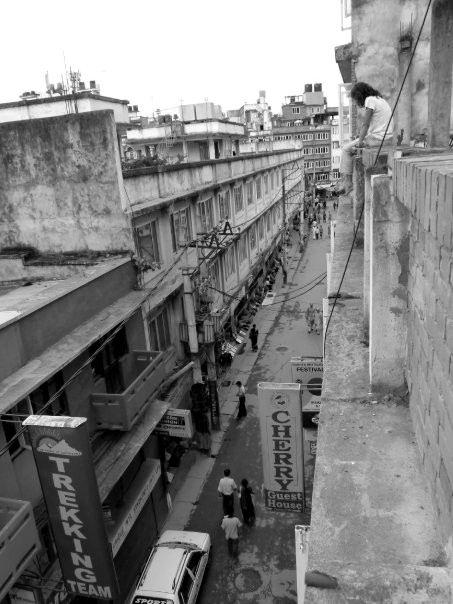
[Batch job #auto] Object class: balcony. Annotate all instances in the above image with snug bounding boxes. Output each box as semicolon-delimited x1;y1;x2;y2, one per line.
0;498;41;601
90;350;167;431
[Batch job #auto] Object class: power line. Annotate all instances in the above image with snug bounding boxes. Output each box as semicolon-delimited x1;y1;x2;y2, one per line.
323;0;433;357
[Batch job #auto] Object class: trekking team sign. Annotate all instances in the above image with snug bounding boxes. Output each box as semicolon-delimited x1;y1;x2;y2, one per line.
257;382;304;512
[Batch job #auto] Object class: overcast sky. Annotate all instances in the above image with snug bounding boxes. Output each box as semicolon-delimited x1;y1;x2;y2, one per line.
1;0;350;117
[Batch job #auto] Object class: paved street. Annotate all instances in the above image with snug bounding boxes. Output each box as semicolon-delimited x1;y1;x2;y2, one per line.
185;219;331;603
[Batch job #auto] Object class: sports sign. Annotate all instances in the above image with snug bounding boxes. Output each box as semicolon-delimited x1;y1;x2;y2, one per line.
23;416;119;601
257;383;304;512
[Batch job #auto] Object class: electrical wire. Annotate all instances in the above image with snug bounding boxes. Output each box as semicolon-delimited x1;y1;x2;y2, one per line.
323;0;433;357
0;247;188;457
0;159;304;452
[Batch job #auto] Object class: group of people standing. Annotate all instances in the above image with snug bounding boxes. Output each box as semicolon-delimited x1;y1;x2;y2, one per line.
218;468;256;559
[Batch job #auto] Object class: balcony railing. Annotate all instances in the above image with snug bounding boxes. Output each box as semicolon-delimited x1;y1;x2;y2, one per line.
0;498;41;601
90;350;167;431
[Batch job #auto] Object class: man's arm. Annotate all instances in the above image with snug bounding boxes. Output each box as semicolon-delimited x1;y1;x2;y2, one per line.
357;108;373;146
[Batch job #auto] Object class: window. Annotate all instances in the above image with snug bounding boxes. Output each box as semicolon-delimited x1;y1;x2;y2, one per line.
292;107;300;114
89;327;129;392
187;551;204;577
218;190;231;221
332;170;340;179
332;126;339;135
264;174;269;195
225;246;236;277
303;147;313;155
265;212;271;232
238;236;248;263
316;173;329;181
233;185;243;214
270;171;275;191
332;141;340;149
137;220;160;264
1;400;32;456
246;181;254;206
256;176;262;199
148;308;171;351
249;225;257;250
302;134;313;141
170;207;192;251
272;207;276;225
315;146;329;154
286;122;292;126
199;142;209;161
315;132;329;140
198;198;214;233
258;218;264;239
178;570;195;604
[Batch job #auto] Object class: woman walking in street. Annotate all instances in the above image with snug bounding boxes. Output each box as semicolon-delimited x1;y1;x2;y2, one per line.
239;478;256;525
236;381;247;419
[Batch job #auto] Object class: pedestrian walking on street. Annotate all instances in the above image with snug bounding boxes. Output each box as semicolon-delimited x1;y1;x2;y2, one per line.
249;324;259;351
315;225;320;240
328;223;331;237
328;211;332;221
319;224;323;239
235;381;247;419
218;468;238;515
314;309;323;335
239;478;256;525
221;512;242;559
305;303;315;333
323;210;326;222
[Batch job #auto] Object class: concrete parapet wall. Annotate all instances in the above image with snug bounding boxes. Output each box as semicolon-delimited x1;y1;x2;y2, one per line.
394;151;453;543
0;110;132;253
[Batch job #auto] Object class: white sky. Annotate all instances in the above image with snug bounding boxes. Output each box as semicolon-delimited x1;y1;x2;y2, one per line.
1;0;350;117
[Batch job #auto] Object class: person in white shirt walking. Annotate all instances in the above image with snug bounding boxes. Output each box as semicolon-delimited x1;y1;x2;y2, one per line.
218;468;238;515
221;512;242;559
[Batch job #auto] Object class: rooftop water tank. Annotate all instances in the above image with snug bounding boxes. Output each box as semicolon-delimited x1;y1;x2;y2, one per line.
314;83;322;92
305;84;313;92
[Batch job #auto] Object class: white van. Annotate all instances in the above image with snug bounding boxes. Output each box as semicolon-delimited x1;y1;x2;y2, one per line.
130;530;211;604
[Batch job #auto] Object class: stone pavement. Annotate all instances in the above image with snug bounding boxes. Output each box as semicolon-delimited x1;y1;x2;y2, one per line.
157;209;333;603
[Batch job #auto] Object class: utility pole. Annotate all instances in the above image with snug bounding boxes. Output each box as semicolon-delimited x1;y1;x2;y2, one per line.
281;169;288;285
183;269;203;383
203;319;220;430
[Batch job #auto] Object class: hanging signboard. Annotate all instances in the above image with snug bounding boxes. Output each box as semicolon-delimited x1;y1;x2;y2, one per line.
257;383;304;512
23;416;120;602
290;356;323;409
155;409;194;438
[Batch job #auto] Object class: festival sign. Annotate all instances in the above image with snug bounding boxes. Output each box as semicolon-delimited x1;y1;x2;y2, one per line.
290;356;323;408
257;383;304;512
23;416;120;602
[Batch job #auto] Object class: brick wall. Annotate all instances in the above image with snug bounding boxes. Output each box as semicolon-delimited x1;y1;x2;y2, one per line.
394;153;453;541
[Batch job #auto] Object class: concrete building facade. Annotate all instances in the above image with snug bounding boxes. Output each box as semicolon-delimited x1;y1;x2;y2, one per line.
0;107;303;603
306;0;453;601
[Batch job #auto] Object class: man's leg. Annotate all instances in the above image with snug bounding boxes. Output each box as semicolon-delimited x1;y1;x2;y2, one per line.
232;538;239;558
227;538;233;557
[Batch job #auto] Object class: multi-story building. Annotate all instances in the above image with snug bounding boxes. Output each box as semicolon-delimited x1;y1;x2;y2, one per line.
271;84;336;190
228;91;273;153
0;100;303;603
125;102;245;163
305;0;453;601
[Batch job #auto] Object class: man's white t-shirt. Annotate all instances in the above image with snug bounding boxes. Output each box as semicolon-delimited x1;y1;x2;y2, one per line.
218;476;237;495
365;96;393;139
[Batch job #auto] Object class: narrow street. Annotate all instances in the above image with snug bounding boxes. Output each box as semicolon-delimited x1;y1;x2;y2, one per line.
186;215;332;603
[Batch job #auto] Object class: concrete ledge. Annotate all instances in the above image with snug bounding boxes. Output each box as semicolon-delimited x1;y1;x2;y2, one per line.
307;201;448;602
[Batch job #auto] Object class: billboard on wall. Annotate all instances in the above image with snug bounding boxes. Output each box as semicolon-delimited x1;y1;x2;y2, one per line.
257;383;304;512
290;356;323;409
23;416;120;602
155;409;194;438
